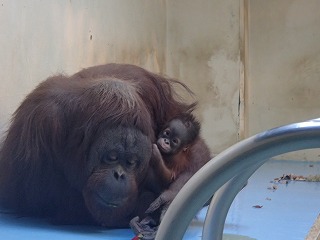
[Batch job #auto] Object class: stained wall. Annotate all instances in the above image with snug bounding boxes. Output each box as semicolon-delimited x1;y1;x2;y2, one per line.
246;0;320;160
166;0;242;154
0;0;241;157
0;0;167;136
1;1;320;160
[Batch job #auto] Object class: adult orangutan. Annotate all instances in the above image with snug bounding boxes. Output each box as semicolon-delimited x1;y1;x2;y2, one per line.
0;63;196;228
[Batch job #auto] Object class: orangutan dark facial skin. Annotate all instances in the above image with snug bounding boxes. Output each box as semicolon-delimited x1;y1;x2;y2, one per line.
156;113;200;156
82;127;152;227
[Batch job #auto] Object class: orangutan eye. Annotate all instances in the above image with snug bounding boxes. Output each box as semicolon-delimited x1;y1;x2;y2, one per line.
172;138;179;145
109;151;118;161
163;129;170;136
127;156;138;167
102;151;118;163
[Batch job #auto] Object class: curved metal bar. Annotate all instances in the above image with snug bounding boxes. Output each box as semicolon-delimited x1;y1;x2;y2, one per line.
155;119;320;240
202;162;261;240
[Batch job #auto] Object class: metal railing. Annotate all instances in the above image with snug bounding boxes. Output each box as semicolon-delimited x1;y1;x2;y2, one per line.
155;119;320;240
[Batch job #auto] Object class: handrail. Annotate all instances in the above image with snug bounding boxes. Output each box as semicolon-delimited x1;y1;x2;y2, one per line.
202;163;260;240
155;119;320;240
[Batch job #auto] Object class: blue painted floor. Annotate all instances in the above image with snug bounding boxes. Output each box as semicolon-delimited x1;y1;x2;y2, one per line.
0;160;319;239
222;160;320;240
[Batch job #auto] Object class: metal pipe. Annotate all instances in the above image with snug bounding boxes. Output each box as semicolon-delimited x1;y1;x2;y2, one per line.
202;162;261;240
155;119;320;240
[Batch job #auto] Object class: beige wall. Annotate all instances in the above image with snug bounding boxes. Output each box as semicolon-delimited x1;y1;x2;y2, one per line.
0;0;242;157
166;0;242;154
1;1;320;160
246;0;320;160
0;0;167;137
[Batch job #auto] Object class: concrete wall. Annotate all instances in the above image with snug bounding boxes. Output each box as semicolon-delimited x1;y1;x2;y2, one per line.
246;0;320;160
0;0;242;157
166;0;242;154
1;1;320;160
0;0;167;137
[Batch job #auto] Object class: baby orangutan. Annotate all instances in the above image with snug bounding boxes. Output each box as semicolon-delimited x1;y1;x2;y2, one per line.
130;113;211;239
148;113;201;187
